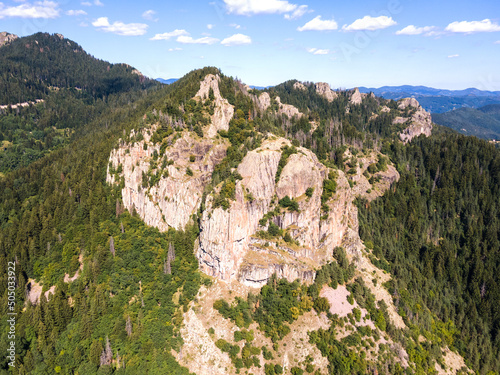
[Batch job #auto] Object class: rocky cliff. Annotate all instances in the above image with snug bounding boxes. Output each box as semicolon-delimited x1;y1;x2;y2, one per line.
0;32;18;48
195;74;234;138
107;129;227;231
196;136;398;287
315;82;338;102
107;73;402;287
397;98;433;142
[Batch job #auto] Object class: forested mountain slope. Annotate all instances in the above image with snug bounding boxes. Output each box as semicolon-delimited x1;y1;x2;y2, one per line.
432;104;500;140
0;32;159;173
0;34;498;374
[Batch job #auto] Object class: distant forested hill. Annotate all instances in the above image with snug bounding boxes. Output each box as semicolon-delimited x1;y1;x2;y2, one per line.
0;32;159;173
0;32;154;104
432;104;500;140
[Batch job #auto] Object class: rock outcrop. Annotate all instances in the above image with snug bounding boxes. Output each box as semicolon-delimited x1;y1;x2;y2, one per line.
350;88;365;105
275;96;303;118
293;81;308;91
0;32;18;48
315;82;338;102
397;98;433;143
257;92;271;112
107;129;227;231
195;74;234;138
196;138;392;287
397;97;420;110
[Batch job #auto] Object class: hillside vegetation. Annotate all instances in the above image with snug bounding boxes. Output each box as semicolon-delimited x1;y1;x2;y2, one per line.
0;32;498;375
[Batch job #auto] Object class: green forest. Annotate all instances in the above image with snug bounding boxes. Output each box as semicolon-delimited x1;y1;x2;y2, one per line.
0;32;499;375
358;135;500;373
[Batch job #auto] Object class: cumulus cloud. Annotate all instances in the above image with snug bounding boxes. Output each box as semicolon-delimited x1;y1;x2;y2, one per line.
230;23;241;29
342;15;397;31
307;47;329;55
284;4;309;20
94;0;103;6
142;10;157;21
448;54;459;58
0;1;60;19
66;9;87;16
223;0;306;18
150;29;189;40
445;19;500;33
297;16;338;31
92;17;148;36
396;25;437;36
221;33;252;46
177;35;219;45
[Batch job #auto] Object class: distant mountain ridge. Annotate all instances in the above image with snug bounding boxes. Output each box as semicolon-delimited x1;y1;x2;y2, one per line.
432;103;500;140
358;85;500;98
156;78;178;84
357;85;500;113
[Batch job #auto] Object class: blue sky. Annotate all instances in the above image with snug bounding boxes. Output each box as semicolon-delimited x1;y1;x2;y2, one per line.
1;0;500;90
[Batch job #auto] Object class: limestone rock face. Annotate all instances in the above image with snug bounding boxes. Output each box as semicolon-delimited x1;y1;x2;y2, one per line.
196;137;373;286
276;96;303;118
107;129;227;231
0;32;18;48
398;97;420;110
350;88;365;105
397;98;433;143
315;82;338;102
293;81;308;91
195;74;234;138
197;138;284;283
257;92;271;111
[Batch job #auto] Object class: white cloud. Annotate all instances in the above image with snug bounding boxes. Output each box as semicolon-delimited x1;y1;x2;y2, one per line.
177;35;219;45
396;25;437;36
297;16;338;31
66;9;87;16
230;23;241;29
342;15;397;31
0;1;60;19
223;0;306;18
448;54;459;58
307;47;329;55
142;10;157;21
81;0;103;6
221;33;252;46
150;29;189;40
207;24;214;29
445;19;500;33
284;4;309;20
92;17;148;36
168;47;182;52
495;40;500;44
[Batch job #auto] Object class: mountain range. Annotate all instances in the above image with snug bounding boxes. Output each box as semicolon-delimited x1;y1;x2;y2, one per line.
1;32;499;375
358;85;500;114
